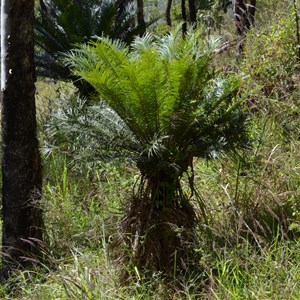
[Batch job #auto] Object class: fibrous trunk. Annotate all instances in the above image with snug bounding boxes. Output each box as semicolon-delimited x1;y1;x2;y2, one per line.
114;158;196;279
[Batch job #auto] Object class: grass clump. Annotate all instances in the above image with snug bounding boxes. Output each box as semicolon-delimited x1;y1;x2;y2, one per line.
208;239;300;299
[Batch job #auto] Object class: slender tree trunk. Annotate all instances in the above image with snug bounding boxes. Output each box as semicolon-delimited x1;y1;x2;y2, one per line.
188;0;197;26
248;0;257;26
293;0;300;62
181;0;187;37
137;0;146;36
1;0;43;278
166;0;172;27
233;0;250;36
39;0;47;14
233;0;257;53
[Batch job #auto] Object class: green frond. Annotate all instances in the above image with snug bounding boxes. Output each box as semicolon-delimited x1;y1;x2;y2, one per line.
131;32;156;53
35;0;145;81
66;28;248;165
45;97;141;163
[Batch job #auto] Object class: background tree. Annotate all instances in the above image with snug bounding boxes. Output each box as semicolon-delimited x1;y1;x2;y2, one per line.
167;0;197;34
182;0;188;36
233;0;256;37
137;0;146;34
35;0;146;97
1;0;43;278
188;0;197;24
66;29;248;275
166;0;172;26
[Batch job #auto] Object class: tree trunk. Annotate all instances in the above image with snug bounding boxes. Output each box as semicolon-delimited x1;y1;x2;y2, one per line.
188;0;197;25
248;0;257;27
233;0;257;53
166;0;172;27
1;0;43;278
137;0;146;36
293;0;300;62
181;0;187;37
233;0;250;36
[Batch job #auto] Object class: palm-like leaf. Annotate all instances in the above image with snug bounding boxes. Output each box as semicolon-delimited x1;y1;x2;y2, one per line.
65;29;249;274
35;0;144;82
64;28;248;217
44;97;139;165
66;29;247;165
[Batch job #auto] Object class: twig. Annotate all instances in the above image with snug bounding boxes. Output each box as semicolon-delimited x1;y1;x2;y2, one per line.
293;0;300;62
213;39;238;54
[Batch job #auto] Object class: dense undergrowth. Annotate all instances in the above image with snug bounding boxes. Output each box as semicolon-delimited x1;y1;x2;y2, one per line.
2;1;300;299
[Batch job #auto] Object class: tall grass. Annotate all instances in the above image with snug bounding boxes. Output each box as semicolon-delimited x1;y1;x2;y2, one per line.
2;1;300;298
208;238;300;299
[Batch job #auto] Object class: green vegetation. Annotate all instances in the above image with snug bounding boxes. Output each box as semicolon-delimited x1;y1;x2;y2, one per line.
35;0;145;96
65;27;247;276
2;0;300;298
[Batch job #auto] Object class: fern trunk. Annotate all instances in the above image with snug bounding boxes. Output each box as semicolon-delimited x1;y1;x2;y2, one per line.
114;156;196;276
137;152;192;207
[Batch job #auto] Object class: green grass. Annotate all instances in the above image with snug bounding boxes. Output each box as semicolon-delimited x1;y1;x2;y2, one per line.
209;239;300;299
2;1;300;298
1;139;299;299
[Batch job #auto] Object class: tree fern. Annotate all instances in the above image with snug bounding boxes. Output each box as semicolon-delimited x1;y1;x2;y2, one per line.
65;29;248;275
66;27;247;188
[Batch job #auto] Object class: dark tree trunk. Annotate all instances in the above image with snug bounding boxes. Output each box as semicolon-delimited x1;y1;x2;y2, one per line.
1;0;43;278
188;0;197;25
248;0;257;27
39;0;48;15
166;0;172;27
233;0;257;53
181;0;187;37
137;0;146;36
233;0;250;36
233;0;257;36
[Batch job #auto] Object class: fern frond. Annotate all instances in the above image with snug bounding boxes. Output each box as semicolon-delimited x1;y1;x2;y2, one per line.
131;32;156;53
66;27;248;165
